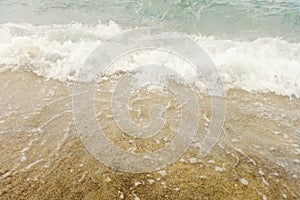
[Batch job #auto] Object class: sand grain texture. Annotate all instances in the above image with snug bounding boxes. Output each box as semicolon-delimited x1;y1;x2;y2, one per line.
0;71;299;199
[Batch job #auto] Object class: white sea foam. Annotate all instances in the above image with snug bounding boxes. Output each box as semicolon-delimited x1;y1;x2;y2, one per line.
0;22;299;97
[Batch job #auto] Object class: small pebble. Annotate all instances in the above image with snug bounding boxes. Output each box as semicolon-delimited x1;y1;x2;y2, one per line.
194;142;202;148
214;166;224;172
105;177;112;182
207;159;215;164
21;156;27;162
134;181;142;187
118;191;124;199
231;138;238;143
239;178;249;186
158;170;167;176
189;157;197;164
259;169;264;176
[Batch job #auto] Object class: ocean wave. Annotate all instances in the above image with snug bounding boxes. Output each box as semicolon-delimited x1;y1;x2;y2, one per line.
0;22;299;97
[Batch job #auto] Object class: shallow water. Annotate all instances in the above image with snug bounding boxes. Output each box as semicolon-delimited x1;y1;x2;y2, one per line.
0;71;299;199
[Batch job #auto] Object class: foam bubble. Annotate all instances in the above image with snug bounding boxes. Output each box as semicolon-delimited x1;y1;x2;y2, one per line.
0;22;299;97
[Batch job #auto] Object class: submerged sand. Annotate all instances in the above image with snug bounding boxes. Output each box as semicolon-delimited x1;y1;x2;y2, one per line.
0;71;299;199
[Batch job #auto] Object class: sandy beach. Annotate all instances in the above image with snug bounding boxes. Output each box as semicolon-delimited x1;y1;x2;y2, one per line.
0;71;299;199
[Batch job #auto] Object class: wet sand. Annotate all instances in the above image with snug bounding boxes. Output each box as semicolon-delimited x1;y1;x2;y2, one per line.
0;71;299;199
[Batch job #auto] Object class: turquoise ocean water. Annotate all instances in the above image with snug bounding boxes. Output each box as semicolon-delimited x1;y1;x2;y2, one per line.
0;0;299;41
